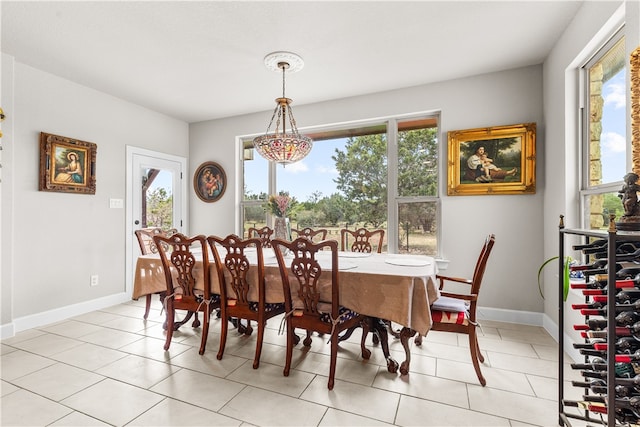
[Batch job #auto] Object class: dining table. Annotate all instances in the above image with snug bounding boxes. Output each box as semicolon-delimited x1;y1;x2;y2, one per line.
133;247;439;375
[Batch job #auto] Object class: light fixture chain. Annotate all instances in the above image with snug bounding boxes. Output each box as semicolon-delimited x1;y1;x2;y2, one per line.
263;105;279;134
287;107;301;134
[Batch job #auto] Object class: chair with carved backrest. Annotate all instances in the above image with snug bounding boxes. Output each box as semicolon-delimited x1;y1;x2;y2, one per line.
291;227;328;243
207;234;286;368
424;233;495;386
134;227;178;319
153;233;220;355
271;237;371;390
340;227;385;254
248;226;274;248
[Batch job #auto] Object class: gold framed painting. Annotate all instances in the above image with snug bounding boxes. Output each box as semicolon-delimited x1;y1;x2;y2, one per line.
447;123;536;196
193;161;226;202
39;132;97;194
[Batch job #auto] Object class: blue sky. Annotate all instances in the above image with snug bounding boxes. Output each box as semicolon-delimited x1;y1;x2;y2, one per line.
600;68;627;184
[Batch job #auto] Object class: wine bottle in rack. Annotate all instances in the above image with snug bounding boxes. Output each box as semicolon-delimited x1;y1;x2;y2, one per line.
572;239;608;251
586;336;640;353
580;311;640;326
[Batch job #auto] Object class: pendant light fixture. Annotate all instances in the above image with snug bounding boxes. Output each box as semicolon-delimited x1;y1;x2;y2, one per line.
253;51;313;165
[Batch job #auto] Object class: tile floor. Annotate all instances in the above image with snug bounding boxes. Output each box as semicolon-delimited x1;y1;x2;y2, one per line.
1;299;571;426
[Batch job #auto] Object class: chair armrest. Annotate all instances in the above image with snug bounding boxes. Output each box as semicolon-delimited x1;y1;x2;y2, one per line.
439;291;478;302
436;274;473;290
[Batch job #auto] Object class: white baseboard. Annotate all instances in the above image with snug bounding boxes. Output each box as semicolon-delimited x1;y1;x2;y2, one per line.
477;306;545;327
0;292;131;340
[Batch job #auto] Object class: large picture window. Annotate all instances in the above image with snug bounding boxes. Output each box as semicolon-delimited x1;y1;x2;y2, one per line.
581;30;626;230
240;114;440;255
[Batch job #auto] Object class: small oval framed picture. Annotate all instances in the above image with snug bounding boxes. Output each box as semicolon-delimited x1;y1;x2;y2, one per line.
194;161;226;203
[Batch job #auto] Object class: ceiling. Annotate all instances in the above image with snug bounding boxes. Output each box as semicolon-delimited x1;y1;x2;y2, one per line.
1;1;584;123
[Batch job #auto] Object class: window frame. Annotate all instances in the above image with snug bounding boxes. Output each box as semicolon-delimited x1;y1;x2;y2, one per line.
579;27;627;230
238;112;441;255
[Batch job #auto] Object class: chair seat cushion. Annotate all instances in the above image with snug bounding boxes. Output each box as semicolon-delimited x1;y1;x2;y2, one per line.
319;306;359;324
431;296;469;325
249;301;285;312
431;295;468;312
431;309;468;325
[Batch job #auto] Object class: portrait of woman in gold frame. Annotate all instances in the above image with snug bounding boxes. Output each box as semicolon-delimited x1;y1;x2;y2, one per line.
39;132;97;194
447;122;536;196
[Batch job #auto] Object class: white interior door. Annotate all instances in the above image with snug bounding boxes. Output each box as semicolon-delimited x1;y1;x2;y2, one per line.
125;146;187;295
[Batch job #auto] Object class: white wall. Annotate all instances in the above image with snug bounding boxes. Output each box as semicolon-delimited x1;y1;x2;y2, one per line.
0;55;189;337
542;0;637;350
190;65;546;322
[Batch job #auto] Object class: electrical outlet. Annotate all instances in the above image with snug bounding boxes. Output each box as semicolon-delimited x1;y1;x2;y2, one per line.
90;275;99;287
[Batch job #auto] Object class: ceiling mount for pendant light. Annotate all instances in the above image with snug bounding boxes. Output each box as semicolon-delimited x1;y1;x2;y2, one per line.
253;51;313;165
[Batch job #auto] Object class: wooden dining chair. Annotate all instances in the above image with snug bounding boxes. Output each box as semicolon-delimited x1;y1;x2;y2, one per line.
340;227;385;253
338;227;385;344
154;233;220;355
134;227;178;319
425;233;495;386
207;234;285;368
291;227;328;243
272;237;371;390
248;226;274;248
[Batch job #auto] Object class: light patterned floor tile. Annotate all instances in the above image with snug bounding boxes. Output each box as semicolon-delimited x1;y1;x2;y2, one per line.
301;375;400;423
12;362;104;401
169;346;246;377
227;359;315;397
49;411;111;426
0;343;17;355
79;327;143;349
396;394;510;426
128;397;241;426
1;380;19;397
319;408;393;426
0;350;56;381
0;304;563;427
96;354;181;388
437;358;534;394
293;350;379;386
467;383;557;426
150;368;245;412
0;328;46;345
71;310;122;325
220;386;327;426
50;342;128;371
39;320;105;338
61;378;164;426
486;351;558;378
372;369;470;408
2;389;73;425
8;332;84;357
118;336;192;362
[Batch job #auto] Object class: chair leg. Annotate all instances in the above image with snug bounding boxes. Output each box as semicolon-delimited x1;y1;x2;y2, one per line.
328;332;338;390
217;309;228;360
283;323;293;377
192;312;201;328
304;329;313;346
199;308;210;355
144;294;152;319
163;301;175;351
253;319;265;369
468;328;486;386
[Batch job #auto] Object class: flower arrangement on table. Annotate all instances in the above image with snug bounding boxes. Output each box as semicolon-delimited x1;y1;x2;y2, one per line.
265;193;292;218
